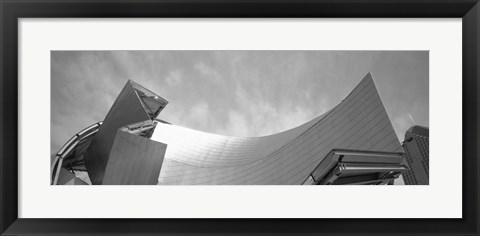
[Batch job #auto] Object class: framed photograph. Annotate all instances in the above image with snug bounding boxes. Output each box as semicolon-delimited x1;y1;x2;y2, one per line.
1;0;479;235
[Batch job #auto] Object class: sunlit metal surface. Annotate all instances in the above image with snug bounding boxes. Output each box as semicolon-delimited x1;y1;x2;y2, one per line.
152;73;404;185
84;80;168;184
52;73;405;185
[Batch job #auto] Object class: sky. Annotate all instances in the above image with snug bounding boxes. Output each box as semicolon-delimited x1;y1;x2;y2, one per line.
51;50;429;161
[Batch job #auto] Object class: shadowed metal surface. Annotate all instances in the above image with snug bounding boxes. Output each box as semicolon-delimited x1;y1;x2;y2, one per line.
85;80;167;185
102;130;167;185
303;149;407;185
152;73;403;185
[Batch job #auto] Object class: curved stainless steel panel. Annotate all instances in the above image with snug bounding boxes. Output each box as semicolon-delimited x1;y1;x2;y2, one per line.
151;73;402;185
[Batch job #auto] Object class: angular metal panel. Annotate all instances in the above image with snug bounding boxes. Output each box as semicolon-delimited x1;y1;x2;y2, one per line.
85;81;154;184
102;130;167;185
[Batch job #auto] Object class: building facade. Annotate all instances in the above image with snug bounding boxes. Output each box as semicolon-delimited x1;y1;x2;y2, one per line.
51;73;408;185
401;125;429;185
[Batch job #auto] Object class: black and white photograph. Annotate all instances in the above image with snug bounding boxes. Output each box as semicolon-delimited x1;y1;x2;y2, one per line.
3;1;479;234
51;50;429;185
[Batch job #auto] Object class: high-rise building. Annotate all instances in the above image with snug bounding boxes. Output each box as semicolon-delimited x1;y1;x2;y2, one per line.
401;125;429;185
51;73;409;185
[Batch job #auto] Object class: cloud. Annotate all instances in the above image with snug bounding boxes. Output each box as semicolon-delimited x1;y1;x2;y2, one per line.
276;107;313;132
51;51;428;151
392;113;415;142
224;110;250;137
50;52;125;152
194;62;221;83
187;101;210;129
215;82;315;137
165;70;183;87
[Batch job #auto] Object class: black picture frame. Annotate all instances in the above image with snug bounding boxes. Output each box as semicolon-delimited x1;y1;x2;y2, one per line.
1;0;479;235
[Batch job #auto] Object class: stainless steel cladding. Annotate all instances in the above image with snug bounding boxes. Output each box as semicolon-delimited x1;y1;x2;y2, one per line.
151;73;403;184
53;73;405;185
84;80;168;185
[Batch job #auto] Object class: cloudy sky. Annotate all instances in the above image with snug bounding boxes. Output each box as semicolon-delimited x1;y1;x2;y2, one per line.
51;51;428;157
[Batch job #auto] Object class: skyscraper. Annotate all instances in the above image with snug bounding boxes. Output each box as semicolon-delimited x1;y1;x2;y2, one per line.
401;125;429;185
